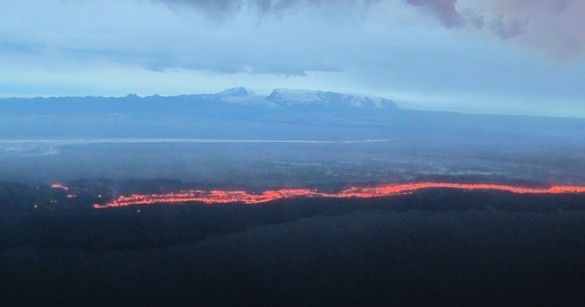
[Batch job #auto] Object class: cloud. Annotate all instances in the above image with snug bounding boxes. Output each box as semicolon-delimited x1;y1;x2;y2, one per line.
157;0;585;58
0;40;46;55
471;0;585;58
405;0;462;27
158;0;379;14
1;0;584;116
407;0;585;58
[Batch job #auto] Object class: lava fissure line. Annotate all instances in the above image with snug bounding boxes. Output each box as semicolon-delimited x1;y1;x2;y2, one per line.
92;183;585;209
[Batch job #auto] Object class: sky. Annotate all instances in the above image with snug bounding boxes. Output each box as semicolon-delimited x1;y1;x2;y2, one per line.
1;0;584;117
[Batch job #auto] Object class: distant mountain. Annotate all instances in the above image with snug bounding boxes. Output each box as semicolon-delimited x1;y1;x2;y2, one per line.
266;88;398;109
208;87;398;109
0;88;402;139
1;87;585;161
210;87;275;107
214;87;253;97
0;88;398;112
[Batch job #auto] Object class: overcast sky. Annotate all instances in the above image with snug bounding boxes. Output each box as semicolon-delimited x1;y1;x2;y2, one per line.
1;0;584;116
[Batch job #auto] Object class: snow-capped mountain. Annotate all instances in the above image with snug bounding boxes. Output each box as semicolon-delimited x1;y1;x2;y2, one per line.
211;87;276;106
266;88;397;109
208;87;398;109
214;87;254;97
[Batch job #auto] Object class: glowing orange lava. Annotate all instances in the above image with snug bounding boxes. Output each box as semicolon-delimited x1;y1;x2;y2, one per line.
51;183;69;191
93;182;585;209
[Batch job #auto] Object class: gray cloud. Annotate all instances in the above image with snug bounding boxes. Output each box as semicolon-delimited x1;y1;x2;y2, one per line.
159;0;380;14
477;0;584;57
404;0;585;58
157;0;585;57
405;0;462;27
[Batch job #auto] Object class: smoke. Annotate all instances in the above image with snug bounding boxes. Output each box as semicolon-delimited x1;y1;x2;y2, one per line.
405;0;462;27
407;0;585;58
482;0;585;58
157;0;585;58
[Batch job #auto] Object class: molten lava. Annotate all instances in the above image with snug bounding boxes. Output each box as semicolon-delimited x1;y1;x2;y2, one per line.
51;183;69;191
93;182;585;209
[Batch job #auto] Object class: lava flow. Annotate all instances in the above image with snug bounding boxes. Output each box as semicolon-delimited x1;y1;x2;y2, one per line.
93;182;585;209
51;183;69;191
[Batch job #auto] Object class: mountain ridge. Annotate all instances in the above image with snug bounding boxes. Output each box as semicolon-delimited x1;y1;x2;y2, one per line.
0;87;399;111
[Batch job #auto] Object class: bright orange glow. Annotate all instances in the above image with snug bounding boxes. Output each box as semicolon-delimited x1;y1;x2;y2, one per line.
93;182;585;209
51;183;69;191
